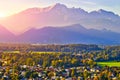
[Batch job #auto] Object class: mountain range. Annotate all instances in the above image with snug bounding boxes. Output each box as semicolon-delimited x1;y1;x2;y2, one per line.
0;3;120;34
0;3;120;45
1;24;120;45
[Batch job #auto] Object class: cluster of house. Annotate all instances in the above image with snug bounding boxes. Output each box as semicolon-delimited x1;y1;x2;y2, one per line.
0;63;119;80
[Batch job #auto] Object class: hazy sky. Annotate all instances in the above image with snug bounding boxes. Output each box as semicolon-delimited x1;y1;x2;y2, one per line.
0;0;120;17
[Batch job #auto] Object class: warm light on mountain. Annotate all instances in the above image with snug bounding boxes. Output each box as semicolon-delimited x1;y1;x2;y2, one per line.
0;3;120;35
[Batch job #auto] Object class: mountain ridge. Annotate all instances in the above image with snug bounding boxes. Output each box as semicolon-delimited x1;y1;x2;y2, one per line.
0;25;15;42
12;24;120;44
0;23;120;44
0;3;120;34
0;3;120;44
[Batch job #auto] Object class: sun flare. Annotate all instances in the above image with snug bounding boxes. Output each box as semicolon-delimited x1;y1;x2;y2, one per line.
0;13;6;17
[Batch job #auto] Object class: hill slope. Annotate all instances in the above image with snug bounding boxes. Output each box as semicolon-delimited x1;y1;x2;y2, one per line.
0;25;15;42
17;24;120;45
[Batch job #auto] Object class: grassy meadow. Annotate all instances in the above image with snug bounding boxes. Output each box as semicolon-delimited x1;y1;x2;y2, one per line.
97;61;120;67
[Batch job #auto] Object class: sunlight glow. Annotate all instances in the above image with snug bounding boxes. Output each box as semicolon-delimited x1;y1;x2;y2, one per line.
0;13;6;17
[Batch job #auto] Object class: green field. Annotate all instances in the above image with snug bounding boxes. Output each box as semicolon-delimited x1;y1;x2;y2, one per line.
31;51;70;54
97;62;120;67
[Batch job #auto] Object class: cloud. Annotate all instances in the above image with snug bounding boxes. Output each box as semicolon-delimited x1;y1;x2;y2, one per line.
74;0;97;6
81;1;97;5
